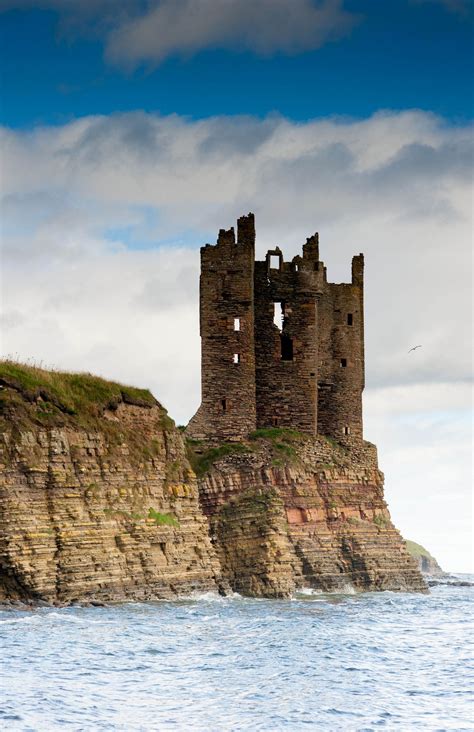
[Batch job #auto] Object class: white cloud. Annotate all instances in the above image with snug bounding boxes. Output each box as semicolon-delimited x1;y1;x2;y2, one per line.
0;0;359;66
106;0;358;68
1;109;472;570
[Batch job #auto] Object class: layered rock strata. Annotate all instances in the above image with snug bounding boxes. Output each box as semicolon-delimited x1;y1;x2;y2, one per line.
0;365;426;603
197;434;427;596
0;373;222;603
406;540;445;576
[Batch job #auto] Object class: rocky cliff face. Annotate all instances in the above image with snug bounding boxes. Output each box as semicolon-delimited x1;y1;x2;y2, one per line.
406;540;445;577
0;364;426;604
0;365;222;603
196;432;427;596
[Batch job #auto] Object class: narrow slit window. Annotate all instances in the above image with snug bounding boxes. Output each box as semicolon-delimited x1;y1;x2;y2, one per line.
343;426;350;435
347;313;353;326
281;334;294;361
273;302;284;331
234;317;240;331
340;358;347;368
221;399;227;413
233;353;240;364
272;416;280;427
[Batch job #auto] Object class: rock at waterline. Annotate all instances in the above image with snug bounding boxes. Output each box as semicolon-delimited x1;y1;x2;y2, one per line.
406;540;445;576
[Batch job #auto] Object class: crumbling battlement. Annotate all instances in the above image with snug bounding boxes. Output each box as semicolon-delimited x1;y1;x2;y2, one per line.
188;213;364;443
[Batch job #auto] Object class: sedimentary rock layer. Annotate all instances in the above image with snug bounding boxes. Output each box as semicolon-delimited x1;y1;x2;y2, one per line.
0;372;222;603
198;435;427;596
0;365;426;603
406;540;445;576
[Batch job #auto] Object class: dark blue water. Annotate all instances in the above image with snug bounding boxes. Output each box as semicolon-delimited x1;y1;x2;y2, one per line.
1;579;472;731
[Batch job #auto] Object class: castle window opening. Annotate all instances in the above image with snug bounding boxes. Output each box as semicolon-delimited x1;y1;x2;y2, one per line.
340;358;347;368
281;334;294;361
272;416;280;426
233;353;240;364
221;398;227;413
273;302;284;331
270;254;281;270
343;426;350;435
234;317;240;331
347;313;353;326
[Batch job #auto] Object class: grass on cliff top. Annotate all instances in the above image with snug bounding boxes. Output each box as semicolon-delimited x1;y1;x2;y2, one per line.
248;427;306;442
187;442;252;477
0;359;160;430
186;428;308;477
249;427;308;465
405;540;434;559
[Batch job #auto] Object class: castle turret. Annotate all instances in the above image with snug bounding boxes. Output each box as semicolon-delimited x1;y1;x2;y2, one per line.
317;254;364;441
188;215;364;444
187;214;257;441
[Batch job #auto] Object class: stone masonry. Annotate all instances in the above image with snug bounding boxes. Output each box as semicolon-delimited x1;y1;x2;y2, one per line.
188;214;364;443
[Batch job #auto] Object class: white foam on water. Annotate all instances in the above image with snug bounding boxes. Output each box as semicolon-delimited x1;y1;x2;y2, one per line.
294;583;357;597
295;587;324;596
176;590;244;603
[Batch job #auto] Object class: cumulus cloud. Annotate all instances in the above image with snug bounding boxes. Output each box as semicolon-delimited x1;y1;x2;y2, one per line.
106;0;358;68
1;109;472;569
0;0;359;66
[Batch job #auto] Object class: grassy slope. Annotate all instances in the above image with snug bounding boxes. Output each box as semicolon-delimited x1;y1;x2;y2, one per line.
405;540;434;559
0;360;160;431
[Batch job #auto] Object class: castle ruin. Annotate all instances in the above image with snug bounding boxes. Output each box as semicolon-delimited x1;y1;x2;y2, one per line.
188;213;364;443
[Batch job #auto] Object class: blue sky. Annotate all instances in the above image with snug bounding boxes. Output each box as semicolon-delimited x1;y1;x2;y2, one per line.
0;0;472;571
1;0;472;128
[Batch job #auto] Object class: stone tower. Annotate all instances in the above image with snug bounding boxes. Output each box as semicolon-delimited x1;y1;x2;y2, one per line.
187;213;364;443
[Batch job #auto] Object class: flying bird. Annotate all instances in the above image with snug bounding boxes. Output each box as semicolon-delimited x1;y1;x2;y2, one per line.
408;345;422;353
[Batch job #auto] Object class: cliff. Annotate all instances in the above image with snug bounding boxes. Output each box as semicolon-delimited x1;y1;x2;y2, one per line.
406;540;445;576
0;362;222;603
0;363;426;604
192;430;427;596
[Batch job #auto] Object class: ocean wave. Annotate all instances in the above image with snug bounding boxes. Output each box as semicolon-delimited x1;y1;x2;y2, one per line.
1;583;472;731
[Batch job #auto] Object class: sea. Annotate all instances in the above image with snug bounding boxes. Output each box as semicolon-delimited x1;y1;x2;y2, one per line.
1;577;472;731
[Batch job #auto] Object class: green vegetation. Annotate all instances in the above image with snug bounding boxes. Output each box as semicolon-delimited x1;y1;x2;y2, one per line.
347;517;362;526
250;427;306;465
249;427;305;442
322;435;344;451
147;508;179;527
103;507;179;527
405;540;434;559
0;360;175;469
373;514;390;528
0;359;157;430
160;413;176;431
186;427;308;477
273;442;296;458
187;441;252;477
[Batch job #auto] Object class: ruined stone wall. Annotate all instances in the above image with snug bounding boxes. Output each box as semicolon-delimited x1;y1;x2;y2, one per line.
189;215;365;442
187;214;257;442
317;255;364;440
254;250;322;434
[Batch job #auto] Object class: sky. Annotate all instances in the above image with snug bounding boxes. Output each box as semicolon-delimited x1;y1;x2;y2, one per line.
0;0;472;572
